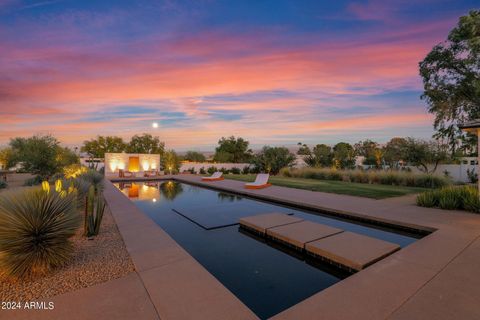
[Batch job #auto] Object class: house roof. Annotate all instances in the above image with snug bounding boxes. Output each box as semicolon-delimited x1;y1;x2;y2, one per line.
459;120;480;133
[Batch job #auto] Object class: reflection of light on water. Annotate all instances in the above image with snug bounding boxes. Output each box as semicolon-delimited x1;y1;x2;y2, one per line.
139;183;161;201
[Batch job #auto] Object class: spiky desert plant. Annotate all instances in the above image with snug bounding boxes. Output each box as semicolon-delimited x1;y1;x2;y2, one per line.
84;185;106;237
78;170;104;192
0;188;81;278
63;164;88;179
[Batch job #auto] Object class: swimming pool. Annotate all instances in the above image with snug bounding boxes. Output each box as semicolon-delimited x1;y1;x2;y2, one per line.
115;180;419;319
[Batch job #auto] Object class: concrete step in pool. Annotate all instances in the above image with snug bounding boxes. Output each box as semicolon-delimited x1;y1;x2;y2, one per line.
239;213;400;272
266;220;343;250
239;212;304;235
305;231;400;271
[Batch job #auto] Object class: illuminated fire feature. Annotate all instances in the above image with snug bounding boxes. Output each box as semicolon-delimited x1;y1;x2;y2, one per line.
104;153;160;176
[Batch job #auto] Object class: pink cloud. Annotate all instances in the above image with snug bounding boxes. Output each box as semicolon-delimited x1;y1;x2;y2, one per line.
0;13;450;147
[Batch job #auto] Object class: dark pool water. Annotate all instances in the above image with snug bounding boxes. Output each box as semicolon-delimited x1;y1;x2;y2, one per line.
115;180;417;319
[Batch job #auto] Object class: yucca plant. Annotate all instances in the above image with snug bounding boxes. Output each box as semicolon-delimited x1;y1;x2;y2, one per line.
0;187;80;278
84;185;105;237
63;164;88;179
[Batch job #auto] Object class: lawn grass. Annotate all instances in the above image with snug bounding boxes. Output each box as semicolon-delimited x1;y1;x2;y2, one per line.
224;174;429;199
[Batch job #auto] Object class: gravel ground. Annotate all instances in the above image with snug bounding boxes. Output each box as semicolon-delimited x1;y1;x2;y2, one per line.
0;204;135;301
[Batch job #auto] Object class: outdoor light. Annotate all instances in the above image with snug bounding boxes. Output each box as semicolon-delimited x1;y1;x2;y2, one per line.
152;198;157;202
110;161;118;172
152;122;159;128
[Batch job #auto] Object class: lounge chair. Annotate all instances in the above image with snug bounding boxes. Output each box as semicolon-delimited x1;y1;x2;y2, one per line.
144;170;160;177
119;169;135;178
202;172;224;181
245;173;271;189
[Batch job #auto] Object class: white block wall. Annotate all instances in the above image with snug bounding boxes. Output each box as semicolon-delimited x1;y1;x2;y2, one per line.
180;162;250;173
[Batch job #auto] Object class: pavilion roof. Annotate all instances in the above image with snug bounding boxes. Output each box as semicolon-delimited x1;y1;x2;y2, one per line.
459;120;480;133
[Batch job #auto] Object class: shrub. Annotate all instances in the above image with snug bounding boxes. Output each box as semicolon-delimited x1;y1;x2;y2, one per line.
242;166;250;174
187;167;196;174
230;167;241;174
467;168;478;184
414;174;449;189
199;167;206;174
416;185;480;213
326;170;343;181
219;167;230;174
207;166;218;175
280;167;450;188
23;175;43;186
0;187;80;277
379;172;402;185
437;187;461;210
462;187;480;213
0;180;6;189
416;191;438;207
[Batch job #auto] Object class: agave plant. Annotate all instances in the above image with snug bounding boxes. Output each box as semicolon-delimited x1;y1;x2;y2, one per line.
0;187;81;278
78;170;104;192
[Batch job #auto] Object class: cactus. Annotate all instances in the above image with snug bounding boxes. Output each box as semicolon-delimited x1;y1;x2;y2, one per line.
84;185;106;237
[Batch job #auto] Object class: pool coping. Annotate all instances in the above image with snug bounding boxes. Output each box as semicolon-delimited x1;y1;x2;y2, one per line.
106;175;480;320
103;178;259;320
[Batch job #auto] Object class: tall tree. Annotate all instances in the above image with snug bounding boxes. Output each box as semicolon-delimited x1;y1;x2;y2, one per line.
383;137;408;169
214;136;252;163
403;138;448;173
354;140;379;166
81;136;127;158
333;142;356;169
304;144;333;167
127;134;165;154
419;10;480;156
296;142;311;155
9;135;78;178
161;150;181;174
251;146;295;175
184;151;206;162
0;147;15;170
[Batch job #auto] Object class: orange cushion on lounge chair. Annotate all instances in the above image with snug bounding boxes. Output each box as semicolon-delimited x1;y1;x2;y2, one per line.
201;177;224;181
245;183;271;189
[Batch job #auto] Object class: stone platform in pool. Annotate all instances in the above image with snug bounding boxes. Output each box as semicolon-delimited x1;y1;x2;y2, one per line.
239;213;400;271
267;220;343;250
239;212;303;234
306;232;400;271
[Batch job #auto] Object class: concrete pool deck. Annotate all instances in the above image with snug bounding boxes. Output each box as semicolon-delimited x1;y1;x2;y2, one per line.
174;175;480;320
6;174;480;320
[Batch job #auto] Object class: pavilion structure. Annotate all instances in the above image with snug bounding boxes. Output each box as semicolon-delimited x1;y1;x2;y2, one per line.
459;120;480;193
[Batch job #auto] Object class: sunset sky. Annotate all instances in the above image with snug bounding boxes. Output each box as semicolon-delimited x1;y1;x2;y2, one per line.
1;0;477;150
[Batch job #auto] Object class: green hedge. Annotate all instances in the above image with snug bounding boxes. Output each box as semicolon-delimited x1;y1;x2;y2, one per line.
280;168;450;189
417;185;480;213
